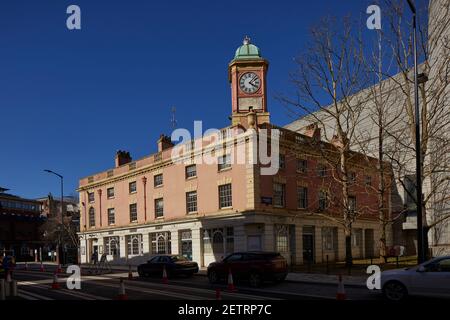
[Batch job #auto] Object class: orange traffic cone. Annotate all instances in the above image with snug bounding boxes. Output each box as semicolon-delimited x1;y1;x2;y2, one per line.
162;266;168;284
336;274;346;300
128;265;133;280
227;269;236;292
51;273;60;289
116;278;128;300
40;261;44;272
215;288;222;300
57;264;62;274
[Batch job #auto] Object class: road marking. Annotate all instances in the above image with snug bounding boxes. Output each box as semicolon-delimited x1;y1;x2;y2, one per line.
18;289;54;300
83;279;210;300
18;281;110;300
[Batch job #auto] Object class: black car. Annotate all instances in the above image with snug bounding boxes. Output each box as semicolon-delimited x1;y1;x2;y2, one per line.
137;254;199;278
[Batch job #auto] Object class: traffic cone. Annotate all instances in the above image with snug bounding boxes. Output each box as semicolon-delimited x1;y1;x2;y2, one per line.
51;273;60;289
57;264;62;274
227;269;236;292
40;261;44;272
336;274;346;300
162;266;168;284
128;265;133;280
116;278;128;300
215;288;222;300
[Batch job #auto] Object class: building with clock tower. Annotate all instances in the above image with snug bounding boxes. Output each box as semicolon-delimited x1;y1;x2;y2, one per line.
77;38;387;269
229;36;270;129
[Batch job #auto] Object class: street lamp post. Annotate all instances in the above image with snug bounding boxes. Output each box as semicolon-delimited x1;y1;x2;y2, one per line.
406;0;425;263
44;169;65;265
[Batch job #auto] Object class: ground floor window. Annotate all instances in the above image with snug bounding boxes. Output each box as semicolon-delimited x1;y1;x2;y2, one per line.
104;236;120;256
126;234;143;256
180;230;192;260
322;227;337;251
150;232;171;254
275;224;289;253
202;227;234;255
352;228;363;247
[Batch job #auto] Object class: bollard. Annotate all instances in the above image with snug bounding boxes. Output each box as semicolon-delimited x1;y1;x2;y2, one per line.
0;279;5;300
11;280;17;297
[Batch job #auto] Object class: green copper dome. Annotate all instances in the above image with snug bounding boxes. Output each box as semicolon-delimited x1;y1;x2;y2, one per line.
234;36;261;60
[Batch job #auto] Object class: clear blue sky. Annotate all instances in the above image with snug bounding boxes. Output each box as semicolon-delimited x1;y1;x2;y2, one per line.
0;0;427;199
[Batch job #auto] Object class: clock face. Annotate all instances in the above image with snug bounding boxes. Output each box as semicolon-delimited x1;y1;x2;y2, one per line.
239;72;261;94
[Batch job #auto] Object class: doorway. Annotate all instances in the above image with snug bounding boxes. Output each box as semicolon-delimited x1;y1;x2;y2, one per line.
302;226;315;264
364;229;374;258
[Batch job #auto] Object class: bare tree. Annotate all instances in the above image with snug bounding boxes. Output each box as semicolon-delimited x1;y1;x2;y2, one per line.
280;16;374;266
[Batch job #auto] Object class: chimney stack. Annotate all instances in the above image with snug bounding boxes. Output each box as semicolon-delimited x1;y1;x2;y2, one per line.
115;150;132;167
303;123;321;141
157;134;174;152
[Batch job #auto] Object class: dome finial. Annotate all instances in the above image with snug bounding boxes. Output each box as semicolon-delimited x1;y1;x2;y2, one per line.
243;35;251;45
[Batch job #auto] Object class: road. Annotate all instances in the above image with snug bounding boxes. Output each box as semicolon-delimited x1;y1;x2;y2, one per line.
6;264;382;301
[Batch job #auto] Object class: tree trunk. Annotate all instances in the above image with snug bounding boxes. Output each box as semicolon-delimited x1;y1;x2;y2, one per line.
344;226;353;267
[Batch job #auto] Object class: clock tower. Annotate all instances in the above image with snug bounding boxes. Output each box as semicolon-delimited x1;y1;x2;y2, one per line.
229;36;270;128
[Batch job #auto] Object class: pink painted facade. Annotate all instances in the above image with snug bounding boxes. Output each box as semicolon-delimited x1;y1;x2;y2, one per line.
77;38;391;267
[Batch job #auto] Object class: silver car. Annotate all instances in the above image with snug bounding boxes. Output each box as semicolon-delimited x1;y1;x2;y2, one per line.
381;256;450;301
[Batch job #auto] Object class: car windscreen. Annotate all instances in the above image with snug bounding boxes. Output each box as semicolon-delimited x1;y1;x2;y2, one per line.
170;255;188;262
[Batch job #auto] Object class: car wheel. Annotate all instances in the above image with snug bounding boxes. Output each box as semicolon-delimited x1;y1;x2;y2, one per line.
208;270;219;284
249;272;262;288
383;281;408;301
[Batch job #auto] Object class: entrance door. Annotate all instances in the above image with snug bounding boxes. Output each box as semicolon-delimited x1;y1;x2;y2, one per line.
302;235;314;263
180;230;192;260
364;229;374;258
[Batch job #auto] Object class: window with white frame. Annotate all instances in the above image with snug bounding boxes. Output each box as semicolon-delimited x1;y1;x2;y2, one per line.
88;207;95;227
186;191;197;213
150;232;171;254
318;190;328;210
218;184;232;208
107;187;114;199
185;165;197;179
154;174;163;187
352;228;363;247
348;196;357;213
273;183;286;207
107;208;115;225
218;154;232;171
297;186;308;209
104;236;120;256
126;234;143;256
129;203;138;222
322;227;336;251
275;225;288;253
155;198;164;218
129;181;137;193
279;154;286;169
202;227;234;255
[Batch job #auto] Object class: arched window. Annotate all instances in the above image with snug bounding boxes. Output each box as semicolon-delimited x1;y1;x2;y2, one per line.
88;207;95;227
212;231;224;254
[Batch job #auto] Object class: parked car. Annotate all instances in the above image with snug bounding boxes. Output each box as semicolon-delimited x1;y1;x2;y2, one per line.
137;254;199;278
207;251;288;287
381;256;450;301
